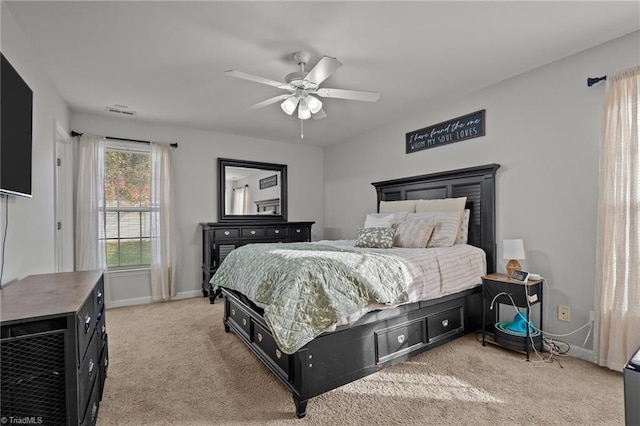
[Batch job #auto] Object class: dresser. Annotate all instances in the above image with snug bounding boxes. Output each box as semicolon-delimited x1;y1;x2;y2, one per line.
200;221;314;302
0;270;108;426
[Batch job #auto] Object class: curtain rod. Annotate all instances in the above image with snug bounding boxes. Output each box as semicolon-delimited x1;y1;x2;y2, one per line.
71;131;178;148
587;76;607;87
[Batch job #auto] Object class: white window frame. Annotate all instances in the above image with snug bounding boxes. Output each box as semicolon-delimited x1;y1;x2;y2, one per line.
103;139;152;270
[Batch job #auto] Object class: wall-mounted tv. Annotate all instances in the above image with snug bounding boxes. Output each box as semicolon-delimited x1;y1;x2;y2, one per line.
1;53;33;198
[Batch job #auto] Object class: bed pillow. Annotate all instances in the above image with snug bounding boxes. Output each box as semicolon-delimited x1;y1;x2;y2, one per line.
455;209;471;244
379;200;416;213
408;211;463;248
363;214;393;228
355;227;395;249
415;196;467;212
394;218;438;248
364;212;408;228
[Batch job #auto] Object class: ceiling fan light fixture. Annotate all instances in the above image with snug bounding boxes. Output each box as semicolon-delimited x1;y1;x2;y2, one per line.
280;96;298;115
298;99;311;120
305;95;322;114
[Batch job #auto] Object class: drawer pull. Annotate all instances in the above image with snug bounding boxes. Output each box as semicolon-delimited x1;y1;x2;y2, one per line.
91;402;98;422
442;319;449;328
105;357;109;368
84;315;92;332
102;324;106;334
397;334;406;344
224;231;230;236
257;333;263;342
275;349;282;359
231;308;235;315
296;229;301;233
242;318;247;326
88;359;95;378
95;311;102;326
274;230;280;234
97;290;103;303
250;230;256;235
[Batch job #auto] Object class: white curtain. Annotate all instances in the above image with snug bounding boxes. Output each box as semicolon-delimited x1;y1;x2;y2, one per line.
75;134;107;272
150;143;176;301
232;185;248;214
594;66;640;371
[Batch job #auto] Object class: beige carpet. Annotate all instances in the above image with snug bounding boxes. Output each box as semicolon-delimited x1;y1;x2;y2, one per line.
97;297;624;425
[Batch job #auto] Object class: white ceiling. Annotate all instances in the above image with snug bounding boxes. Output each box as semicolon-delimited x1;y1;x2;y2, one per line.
5;1;639;147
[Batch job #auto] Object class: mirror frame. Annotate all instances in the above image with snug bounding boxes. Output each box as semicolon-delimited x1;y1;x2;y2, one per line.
217;157;288;222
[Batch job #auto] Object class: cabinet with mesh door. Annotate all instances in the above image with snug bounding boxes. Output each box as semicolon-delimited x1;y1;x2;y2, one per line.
0;270;108;426
200;221;314;303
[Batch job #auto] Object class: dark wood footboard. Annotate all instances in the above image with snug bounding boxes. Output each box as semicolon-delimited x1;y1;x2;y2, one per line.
222;286;483;418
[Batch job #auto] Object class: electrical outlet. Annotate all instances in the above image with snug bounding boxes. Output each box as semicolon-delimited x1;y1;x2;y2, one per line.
558;305;571;322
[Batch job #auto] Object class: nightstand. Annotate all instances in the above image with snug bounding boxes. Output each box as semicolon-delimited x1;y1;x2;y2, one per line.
481;273;543;360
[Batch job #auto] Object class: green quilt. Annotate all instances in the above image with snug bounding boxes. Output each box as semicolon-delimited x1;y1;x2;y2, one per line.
210;243;409;354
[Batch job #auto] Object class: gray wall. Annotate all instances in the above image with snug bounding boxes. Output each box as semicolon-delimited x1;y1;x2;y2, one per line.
0;3;70;284
323;31;640;354
70;112;324;303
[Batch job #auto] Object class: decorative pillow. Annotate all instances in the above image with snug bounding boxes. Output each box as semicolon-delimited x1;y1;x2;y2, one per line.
379;200;417;214
455;209;470;244
394;218;438;248
408;211;463;248
364;212;408;228
415;197;467;212
355;227;396;249
364;214;393;228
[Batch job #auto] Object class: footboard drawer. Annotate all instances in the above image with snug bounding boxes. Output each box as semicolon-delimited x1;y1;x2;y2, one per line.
427;306;463;343
252;322;291;379
375;318;426;364
227;299;251;337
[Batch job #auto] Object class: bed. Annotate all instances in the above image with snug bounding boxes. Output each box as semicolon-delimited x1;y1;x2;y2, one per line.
214;163;500;418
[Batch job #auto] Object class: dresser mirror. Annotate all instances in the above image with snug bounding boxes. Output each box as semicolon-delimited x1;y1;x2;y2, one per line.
218;158;288;222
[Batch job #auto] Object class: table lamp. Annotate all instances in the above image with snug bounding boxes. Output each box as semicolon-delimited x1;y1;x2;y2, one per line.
503;239;525;278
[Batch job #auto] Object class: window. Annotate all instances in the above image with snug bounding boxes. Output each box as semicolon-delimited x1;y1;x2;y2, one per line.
103;145;151;268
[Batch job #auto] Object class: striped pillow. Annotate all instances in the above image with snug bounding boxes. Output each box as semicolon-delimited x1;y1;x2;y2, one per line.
394;218;437;248
408;211;464;248
455;209;471;244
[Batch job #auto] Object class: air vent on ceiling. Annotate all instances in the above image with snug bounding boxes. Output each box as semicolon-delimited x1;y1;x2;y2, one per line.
105;106;137;116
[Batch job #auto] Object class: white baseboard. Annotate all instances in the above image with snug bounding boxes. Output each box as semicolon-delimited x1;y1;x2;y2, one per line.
173;290;203;300
106;296;153;309
570;347;595;363
106;290;202;309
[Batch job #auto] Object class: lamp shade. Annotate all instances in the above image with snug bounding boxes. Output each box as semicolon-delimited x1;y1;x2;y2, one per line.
297;98;311;120
305;95;323;114
503;239;526;260
280;96;298;115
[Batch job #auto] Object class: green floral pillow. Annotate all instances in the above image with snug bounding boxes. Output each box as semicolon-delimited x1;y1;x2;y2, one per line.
355;227;396;249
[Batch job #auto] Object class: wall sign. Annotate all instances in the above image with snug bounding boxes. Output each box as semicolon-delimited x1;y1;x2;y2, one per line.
406;109;485;154
259;174;278;189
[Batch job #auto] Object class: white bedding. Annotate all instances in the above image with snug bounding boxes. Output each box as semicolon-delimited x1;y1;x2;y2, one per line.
313;240;487;328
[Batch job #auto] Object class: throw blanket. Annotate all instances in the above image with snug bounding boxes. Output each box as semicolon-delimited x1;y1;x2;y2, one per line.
211;243;410;354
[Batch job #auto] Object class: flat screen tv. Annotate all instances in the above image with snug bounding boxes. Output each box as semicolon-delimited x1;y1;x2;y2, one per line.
1;53;33;198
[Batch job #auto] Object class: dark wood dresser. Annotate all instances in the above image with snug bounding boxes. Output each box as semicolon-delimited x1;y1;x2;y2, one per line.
0;270;108;426
200;221;314;302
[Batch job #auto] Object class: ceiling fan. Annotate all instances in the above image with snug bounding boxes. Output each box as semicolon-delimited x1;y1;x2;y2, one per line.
225;51;380;121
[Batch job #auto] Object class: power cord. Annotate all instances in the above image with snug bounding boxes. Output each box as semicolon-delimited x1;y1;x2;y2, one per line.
488;278;595;367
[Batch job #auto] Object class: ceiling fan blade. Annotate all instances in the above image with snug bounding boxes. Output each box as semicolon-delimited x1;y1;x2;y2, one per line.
303;56;342;85
316;87;380;102
225;70;294;91
312;109;327;120
246;94;292;111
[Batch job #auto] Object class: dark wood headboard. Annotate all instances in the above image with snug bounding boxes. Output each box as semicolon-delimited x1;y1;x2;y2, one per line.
371;164;500;274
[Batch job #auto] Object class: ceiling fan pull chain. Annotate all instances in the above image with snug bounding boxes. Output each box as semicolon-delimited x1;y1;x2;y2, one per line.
300;120;304;139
